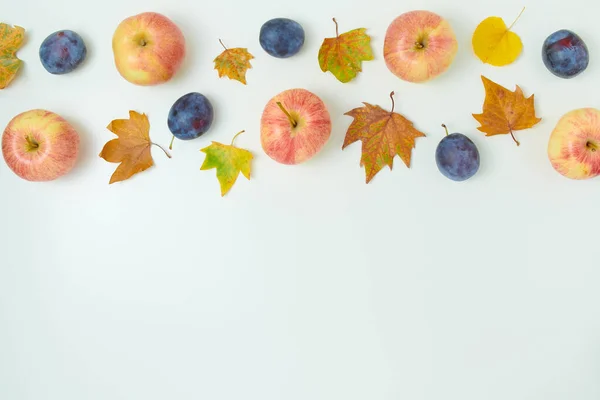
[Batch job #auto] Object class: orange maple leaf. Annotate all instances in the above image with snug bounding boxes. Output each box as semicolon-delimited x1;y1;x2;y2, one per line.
213;39;254;85
343;92;426;183
99;110;171;184
472;75;541;146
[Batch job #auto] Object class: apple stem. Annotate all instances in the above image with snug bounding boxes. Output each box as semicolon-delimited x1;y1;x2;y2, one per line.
508;6;526;31
231;130;245;146
441;124;449;136
169;135;175;150
389;91;395;113
333;17;339;37
219;39;227;51
509;129;521;146
586;141;598;152
152;142;172;158
276;102;298;128
25;135;39;150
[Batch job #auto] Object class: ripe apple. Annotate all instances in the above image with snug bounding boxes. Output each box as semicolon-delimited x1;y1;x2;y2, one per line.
2;109;79;181
548;108;600;179
112;12;186;85
260;88;332;165
383;10;458;83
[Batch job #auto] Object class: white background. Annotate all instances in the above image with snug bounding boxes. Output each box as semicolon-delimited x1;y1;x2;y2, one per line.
1;0;599;399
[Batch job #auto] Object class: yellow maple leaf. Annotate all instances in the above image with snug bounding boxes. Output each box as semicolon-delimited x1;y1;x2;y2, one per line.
343;92;426;183
472;7;525;67
99;111;171;184
0;23;25;89
200;130;253;196
318;18;374;83
472;75;541;146
213;40;254;85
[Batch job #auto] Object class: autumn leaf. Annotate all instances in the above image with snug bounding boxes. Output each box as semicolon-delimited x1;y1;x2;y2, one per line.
200;130;253;196
343;92;426;183
318;18;374;83
99;110;171;184
472;75;541;146
472;7;525;66
213;39;254;85
0;23;25;89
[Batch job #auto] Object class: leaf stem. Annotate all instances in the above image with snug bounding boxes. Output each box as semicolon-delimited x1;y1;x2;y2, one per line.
219;39;227;50
276;102;298;128
169;135;175;150
441;124;449;136
333;17;339;37
509;129;520;146
507;6;526;31
389;91;395;113
231;130;245;146
152;142;172;158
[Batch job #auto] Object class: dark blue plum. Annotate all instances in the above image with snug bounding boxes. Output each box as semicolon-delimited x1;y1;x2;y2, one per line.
542;29;589;79
168;92;214;142
435;129;480;182
259;18;305;58
39;30;87;74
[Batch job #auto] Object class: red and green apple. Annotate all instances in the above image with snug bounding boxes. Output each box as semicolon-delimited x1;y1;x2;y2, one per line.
548;108;600;179
260;88;331;165
2;109;80;181
383;10;458;83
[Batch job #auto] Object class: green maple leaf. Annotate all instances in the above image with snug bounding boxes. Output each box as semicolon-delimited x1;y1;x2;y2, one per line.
200;131;253;196
318;18;374;83
0;23;25;89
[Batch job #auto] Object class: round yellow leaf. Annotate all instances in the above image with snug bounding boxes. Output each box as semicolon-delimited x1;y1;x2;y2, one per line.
472;16;523;67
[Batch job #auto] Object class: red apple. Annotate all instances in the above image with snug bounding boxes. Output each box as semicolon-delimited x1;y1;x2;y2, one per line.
2;109;79;181
260;88;331;165
383;10;458;83
112;12;186;86
548;108;600;179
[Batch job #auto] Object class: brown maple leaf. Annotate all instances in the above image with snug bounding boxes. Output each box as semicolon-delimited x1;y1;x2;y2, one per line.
343;92;426;183
472;75;541;146
99;110;171;184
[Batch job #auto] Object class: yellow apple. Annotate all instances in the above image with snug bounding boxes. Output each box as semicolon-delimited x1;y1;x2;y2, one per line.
548;108;600;179
112;12;186;85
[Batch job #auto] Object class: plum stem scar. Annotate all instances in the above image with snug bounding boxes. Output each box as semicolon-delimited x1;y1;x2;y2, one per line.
276;102;298;128
586;141;598;152
152;142;172;158
231;130;245;146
